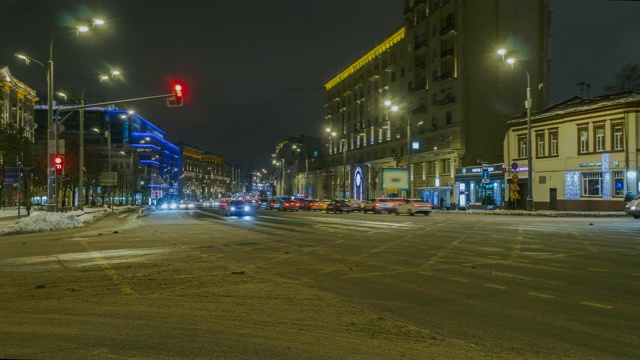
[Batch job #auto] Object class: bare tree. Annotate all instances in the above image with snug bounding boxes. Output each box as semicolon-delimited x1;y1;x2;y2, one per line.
604;63;640;93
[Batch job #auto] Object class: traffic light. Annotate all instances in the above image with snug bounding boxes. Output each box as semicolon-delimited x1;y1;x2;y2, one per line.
53;155;64;173
167;81;185;107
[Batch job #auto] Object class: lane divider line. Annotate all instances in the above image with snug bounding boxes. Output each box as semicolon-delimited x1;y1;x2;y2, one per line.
79;240;135;295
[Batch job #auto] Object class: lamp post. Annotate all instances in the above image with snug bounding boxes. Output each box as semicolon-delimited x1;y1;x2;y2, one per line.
20;20;104;211
78;70;120;208
499;49;534;211
293;145;310;198
387;102;412;198
92;125;112;207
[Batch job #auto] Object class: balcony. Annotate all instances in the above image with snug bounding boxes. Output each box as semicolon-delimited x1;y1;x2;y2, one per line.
368;69;380;81
412;105;427;115
384;60;397;72
441;48;454;58
436;95;456;106
410;83;427;94
414;40;427;52
440;23;456;36
438;71;454;81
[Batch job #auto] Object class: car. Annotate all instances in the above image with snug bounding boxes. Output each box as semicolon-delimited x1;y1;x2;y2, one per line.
326;199;353;213
178;201;196;210
302;199;326;211
625;196;640;218
348;199;365;212
395;198;434;216
224;200;255;216
257;198;271;210
279;198;301;211
366;198;393;214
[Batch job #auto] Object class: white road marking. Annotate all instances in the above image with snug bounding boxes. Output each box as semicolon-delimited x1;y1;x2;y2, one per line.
528;292;555;298
581;301;613;309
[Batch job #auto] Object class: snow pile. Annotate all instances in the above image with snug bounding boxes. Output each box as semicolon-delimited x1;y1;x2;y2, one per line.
0;207;127;236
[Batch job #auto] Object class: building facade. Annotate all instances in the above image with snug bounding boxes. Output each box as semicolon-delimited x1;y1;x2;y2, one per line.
0;66;39;206
504;91;640;211
323;0;549;207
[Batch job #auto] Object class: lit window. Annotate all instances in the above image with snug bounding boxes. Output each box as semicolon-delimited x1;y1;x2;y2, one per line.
582;172;602;196
613;170;624;196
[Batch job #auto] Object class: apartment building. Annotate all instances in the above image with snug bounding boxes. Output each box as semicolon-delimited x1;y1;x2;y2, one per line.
323;0;548;208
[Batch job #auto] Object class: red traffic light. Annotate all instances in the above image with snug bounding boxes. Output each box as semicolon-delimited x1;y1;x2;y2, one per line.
53;155;64;172
167;81;185;107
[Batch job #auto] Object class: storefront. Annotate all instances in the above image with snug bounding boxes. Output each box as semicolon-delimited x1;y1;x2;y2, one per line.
455;163;505;209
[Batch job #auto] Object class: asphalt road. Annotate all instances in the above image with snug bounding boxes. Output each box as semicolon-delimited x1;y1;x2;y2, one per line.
1;208;638;359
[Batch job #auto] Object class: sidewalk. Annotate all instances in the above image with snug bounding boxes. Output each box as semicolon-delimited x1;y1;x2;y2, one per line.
435;208;627;217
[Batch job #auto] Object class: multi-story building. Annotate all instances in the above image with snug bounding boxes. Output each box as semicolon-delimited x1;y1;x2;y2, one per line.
201;152;232;199
504;91;640;211
323;0;548;208
273;135;323;198
0;66;38;205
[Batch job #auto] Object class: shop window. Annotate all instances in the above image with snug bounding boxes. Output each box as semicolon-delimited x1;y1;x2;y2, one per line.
613;170;624;196
582;172;602;196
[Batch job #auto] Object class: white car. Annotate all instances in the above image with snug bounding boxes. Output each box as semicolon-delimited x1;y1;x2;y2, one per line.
395;199;434;216
625;197;640;218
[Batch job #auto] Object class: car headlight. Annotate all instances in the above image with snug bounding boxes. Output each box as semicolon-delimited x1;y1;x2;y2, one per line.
161;203;168;209
630;205;637;211
230;206;237;211
244;205;250;211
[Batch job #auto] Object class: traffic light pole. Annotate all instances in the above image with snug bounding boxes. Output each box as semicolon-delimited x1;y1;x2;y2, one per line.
51;93;174;211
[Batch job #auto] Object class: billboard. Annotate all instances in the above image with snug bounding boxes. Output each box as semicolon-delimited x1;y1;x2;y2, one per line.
382;168;408;189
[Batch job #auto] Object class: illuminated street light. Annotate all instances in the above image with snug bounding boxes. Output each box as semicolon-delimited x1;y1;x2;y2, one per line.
78;70;121;208
498;48;534;211
386;102;412;198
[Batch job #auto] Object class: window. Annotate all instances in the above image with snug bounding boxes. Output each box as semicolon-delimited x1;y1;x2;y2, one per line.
579;128;589;153
595;126;605;151
582;172;602;196
613;124;623;150
445;111;452;124
431;24;438;37
518;135;527;159
536;132;545;157
613;170;624;196
549;130;558;156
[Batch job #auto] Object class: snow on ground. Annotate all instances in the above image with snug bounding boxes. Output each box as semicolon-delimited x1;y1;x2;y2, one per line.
0;206;136;236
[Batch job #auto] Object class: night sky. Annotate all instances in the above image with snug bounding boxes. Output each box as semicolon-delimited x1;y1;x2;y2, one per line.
2;0;639;170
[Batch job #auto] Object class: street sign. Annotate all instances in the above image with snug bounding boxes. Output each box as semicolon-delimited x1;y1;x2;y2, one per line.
511;162;519;172
482;168;489;183
511;191;521;200
512;182;520;192
2;167;20;184
512;174;519;183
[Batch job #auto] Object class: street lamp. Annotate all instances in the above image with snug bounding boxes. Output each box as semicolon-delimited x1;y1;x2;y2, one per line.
92;126;112;208
77;70;120;208
30;20;105;211
293;145;310;198
387;102;412;198
498;49;534;211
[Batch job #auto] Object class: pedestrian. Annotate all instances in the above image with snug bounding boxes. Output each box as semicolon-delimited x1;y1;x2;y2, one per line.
26;202;32;215
439;197;445;210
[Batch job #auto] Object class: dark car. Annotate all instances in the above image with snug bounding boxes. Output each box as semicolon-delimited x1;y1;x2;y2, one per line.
326;199;353;213
224;200;255;216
